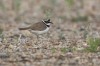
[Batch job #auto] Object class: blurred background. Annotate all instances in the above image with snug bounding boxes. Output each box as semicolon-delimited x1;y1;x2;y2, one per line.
0;0;100;32
0;0;100;66
0;0;100;23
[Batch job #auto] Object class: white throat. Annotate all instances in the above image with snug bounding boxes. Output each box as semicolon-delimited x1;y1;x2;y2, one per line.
46;23;51;26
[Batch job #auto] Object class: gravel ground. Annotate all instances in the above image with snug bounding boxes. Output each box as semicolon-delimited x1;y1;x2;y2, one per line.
0;0;100;66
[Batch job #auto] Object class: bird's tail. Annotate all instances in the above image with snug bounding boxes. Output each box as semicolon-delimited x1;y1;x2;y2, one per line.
19;27;29;30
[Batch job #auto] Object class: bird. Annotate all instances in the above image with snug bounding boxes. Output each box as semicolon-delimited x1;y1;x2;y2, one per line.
19;19;53;35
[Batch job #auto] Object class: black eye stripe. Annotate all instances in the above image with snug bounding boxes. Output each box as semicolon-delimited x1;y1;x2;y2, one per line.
46;22;51;23
45;21;51;23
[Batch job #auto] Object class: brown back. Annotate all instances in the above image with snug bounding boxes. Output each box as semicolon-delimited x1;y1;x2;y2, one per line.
29;22;47;31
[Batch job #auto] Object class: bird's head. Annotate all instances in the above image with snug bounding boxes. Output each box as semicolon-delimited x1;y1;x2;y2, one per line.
43;19;53;26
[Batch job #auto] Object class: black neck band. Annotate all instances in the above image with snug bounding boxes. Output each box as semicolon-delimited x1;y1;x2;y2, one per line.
46;25;50;27
42;21;50;27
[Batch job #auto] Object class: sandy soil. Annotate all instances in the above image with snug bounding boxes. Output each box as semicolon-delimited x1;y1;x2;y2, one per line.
0;0;100;66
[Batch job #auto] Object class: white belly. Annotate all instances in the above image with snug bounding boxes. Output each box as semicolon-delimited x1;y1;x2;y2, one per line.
30;27;49;34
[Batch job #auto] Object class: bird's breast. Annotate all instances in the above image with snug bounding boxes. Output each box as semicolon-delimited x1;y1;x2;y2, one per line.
30;27;49;34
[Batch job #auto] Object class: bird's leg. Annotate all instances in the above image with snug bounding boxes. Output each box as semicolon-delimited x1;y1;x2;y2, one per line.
18;34;22;45
18;34;21;41
34;34;40;44
46;32;50;39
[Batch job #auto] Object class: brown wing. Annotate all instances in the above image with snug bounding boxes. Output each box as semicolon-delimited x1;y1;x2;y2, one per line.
29;22;47;31
19;27;30;30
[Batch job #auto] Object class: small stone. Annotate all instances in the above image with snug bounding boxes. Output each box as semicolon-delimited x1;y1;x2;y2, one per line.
66;52;74;58
0;53;10;59
34;53;43;61
9;44;16;49
50;40;61;45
